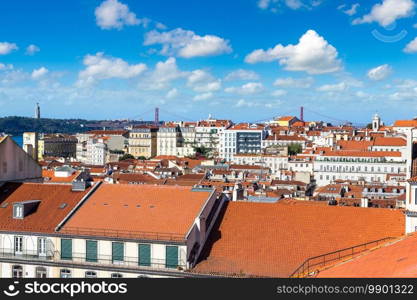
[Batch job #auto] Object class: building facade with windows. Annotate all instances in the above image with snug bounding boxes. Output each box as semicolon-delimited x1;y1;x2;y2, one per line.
0;182;225;278
314;151;407;187
128;125;158;159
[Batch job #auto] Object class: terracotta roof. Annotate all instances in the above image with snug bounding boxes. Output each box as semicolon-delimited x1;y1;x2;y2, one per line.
373;137;406;147
61;184;213;241
42;170;81;183
278;116;296;121
265;135;307;141
323;151;402;157
87;130;128;135
337;140;373;151
0;182;91;234
317;234;417;277
193;202;404;277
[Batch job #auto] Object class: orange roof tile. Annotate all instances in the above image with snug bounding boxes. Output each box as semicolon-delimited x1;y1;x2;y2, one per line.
393;120;417;127
61;184;213;241
324;151;402;157
317;234;417;277
193;202;404;277
373;137;406;147
0;182;91;234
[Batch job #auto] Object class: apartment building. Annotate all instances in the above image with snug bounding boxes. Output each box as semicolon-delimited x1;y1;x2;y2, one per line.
195;119;231;157
76;130;128;165
0;182;225;278
232;153;288;174
0;136;41;183
157;124;196;157
314;151;407;186
38;134;78;160
128;125;158;159
219;123;267;162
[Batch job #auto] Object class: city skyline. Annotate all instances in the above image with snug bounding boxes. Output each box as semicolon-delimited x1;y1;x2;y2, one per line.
0;0;417;124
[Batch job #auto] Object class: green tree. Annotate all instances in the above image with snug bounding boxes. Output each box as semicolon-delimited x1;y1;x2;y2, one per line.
119;153;135;161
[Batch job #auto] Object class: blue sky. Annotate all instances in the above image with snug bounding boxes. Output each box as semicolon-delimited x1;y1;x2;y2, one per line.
1;0;417;125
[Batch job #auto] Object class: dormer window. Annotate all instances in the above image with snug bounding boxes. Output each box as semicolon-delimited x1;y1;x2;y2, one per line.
12;200;41;219
13;204;23;219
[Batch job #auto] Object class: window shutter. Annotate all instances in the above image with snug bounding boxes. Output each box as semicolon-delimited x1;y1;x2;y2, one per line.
86;240;98;262
138;244;151;267
165;246;178;269
112;242;124;262
61;239;72;260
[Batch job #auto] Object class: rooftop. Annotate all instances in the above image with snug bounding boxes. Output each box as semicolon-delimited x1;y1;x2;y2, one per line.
60;184;214;241
193;202;404;277
317;234;417;278
0;182;91;234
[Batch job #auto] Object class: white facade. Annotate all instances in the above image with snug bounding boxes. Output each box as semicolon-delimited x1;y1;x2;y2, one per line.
232;154;288;174
314;154;407;187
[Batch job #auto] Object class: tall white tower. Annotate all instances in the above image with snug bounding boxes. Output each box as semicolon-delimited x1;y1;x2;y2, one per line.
35;103;40;119
372;113;381;132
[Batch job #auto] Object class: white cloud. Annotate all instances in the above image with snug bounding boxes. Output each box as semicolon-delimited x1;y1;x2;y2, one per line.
26;44;40;55
404;37;417;53
339;3;360;16
225;82;264;95
257;0;323;11
187;69;222;92
95;0;141;29
224;69;259;81
144;57;187;90
367;64;392;80
271;89;287;97
235;99;258;107
353;0;415;27
317;82;348;92
193;92;214;101
245;30;342;74
0;42;18;55
77;52;147;87
273;76;314;88
166;88;179;99
144;28;232;58
31;67;49;80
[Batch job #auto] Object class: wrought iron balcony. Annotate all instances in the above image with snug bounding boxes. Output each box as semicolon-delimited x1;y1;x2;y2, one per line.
0;248;55;261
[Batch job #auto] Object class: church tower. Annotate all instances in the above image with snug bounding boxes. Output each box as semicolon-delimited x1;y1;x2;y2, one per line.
372;113;381;132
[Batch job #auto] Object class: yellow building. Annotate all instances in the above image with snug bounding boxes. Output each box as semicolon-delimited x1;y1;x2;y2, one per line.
128;125;158;158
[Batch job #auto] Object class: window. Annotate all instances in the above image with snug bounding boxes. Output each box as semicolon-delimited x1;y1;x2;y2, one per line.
60;269;71;278
13;205;23;219
12;265;23;278
35;267;47;278
61;239;72;260
85;271;97;278
38;237;47;256
86;240;98;262
138;244;151;267
165;246;179;269
14;236;23;254
111;273;123;278
112;242;124;263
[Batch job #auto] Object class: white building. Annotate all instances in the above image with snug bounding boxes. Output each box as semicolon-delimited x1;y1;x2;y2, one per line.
219;124;267;162
0;182;226;278
314;151;407;187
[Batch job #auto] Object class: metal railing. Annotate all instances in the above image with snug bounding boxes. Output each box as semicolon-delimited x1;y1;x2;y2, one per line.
289;237;395;278
57;252;186;271
0;248;55;261
60;227;185;242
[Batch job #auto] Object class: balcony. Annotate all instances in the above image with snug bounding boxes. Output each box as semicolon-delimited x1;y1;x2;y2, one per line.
57;253;186;272
60;227;185;242
0;248;55;261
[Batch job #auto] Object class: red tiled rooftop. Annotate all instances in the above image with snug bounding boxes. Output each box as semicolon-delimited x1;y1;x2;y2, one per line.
61;184;213;241
193;202;404;277
317;234;417;278
393;120;417;127
0;182;91;234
